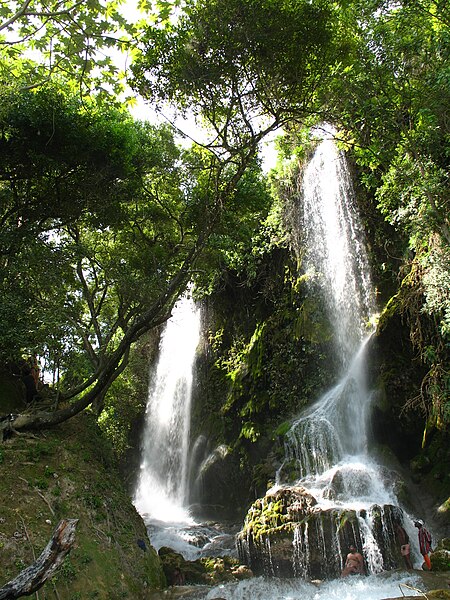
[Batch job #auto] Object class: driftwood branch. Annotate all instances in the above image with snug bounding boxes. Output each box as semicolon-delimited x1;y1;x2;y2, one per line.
0;519;78;600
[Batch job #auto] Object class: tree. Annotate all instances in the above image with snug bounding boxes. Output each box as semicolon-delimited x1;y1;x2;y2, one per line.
1;0;125;94
131;0;353;159
0;84;272;432
324;0;450;425
0;85;193;428
0;0;183;97
328;0;449;240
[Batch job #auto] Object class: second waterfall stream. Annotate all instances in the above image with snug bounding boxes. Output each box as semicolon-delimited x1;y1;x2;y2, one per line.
134;294;201;524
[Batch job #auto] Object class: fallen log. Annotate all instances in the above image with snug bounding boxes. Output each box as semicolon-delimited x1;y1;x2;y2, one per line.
0;519;78;599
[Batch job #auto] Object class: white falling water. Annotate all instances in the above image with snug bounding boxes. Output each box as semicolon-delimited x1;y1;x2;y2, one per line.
284;337;374;482
277;130;403;575
281;130;379;492
134;294;201;523
301;133;374;366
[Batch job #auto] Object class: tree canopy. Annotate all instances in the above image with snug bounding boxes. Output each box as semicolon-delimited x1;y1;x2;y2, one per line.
131;0;353;157
0;81;273;430
0;0;448;434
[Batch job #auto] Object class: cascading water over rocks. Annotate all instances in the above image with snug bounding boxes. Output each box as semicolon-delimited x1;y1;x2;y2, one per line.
237;130;417;579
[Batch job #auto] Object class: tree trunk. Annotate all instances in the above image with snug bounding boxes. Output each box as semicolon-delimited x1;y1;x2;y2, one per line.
0;519;78;599
1;235;200;433
0;137;257;435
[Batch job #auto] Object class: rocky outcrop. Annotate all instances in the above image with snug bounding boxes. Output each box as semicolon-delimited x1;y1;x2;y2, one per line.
157;546;252;586
237;486;403;579
430;538;450;572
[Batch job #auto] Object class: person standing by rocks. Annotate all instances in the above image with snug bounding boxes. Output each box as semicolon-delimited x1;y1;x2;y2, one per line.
415;519;432;570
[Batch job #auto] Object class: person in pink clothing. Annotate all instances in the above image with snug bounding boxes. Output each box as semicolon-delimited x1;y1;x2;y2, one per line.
414;520;432;570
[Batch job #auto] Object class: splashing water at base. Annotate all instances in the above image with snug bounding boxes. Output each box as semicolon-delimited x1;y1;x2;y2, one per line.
197;573;425;600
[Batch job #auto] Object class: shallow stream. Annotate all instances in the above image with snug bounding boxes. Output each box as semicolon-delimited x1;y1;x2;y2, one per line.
148;571;427;600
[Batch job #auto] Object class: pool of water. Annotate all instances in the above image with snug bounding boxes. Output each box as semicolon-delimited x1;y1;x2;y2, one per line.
158;572;425;600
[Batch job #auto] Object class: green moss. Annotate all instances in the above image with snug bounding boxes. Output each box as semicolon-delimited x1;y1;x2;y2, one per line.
274;420;292;438
428;590;450;599
430;549;450;572
242;492;304;541
437;538;450;551
0;413;165;598
377;293;401;333
337;510;358;531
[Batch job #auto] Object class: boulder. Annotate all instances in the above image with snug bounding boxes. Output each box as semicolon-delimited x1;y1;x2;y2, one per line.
237;486;403;579
430;538;450;572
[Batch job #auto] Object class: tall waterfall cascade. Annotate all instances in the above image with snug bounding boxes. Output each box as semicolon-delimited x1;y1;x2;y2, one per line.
238;130;422;581
134;294;201;523
283;133;377;490
300;135;374;365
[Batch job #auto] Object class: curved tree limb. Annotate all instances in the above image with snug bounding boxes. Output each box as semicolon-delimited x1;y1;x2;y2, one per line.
1;132;259;434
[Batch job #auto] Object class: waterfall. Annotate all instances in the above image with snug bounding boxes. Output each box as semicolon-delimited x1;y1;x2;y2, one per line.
280;130;380;495
284;338;374;481
301;132;374;365
266;129;419;577
134;294;201;523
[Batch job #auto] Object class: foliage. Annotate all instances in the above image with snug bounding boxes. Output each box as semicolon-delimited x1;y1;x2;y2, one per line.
0;82;275;431
322;0;450;427
132;0;353;158
0;0;448;453
0;85;182;370
422;244;450;340
331;0;449;270
0;85;183;419
97;332;157;455
0;0;172;97
190;154;275;297
394;260;450;428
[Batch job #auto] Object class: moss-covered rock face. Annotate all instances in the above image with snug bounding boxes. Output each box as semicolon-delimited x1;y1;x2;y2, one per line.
237;486;403;580
188;246;337;519
0;411;165;599
430;539;450;572
157;546;251;586
369;298;450;530
369;309;426;463
240;487;317;542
